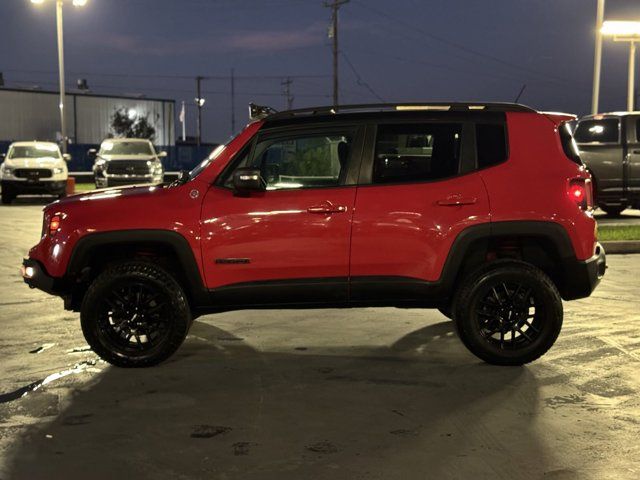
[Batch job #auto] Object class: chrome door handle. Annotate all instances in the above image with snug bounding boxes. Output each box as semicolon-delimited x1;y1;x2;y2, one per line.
307;202;347;214
437;196;477;206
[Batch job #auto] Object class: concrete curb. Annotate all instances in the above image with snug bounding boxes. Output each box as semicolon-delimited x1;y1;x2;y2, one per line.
601;241;640;254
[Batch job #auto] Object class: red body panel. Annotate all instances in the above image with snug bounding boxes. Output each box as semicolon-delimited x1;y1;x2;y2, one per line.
482;113;596;260
200;186;356;288
26;110;597;298
350;173;490;281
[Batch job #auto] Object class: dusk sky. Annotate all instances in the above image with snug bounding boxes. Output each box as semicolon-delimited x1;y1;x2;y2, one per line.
1;0;639;143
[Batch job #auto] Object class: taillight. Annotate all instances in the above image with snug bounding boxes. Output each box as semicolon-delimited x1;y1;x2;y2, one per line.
568;178;592;210
49;214;62;235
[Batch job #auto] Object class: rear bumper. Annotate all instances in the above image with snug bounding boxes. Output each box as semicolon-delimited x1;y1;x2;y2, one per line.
560;243;606;300
21;258;66;296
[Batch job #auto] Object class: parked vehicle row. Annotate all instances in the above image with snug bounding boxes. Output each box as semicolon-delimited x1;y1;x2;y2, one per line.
0;137;166;203
22;102;605;369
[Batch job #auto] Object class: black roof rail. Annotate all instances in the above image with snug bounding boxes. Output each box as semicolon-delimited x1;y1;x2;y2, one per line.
263;102;537;121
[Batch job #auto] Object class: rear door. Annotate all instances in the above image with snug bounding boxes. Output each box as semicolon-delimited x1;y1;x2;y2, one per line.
575;117;624;202
625;115;640;201
349;116;491;302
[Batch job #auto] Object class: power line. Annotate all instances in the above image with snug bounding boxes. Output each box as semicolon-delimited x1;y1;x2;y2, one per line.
351;0;588;89
340;51;385;102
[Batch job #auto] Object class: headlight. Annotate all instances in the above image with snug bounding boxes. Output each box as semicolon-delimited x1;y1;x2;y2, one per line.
94;159;106;169
53;167;64;175
2;166;13;176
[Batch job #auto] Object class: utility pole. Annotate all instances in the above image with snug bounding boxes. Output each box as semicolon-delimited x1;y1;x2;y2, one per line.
628;41;637;112
230;68;236;135
196;76;203;147
325;0;349;107
282;77;294;110
591;0;605;114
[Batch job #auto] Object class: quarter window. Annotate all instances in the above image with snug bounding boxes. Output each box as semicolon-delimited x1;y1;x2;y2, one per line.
373;123;462;183
476;123;507;168
250;134;353;190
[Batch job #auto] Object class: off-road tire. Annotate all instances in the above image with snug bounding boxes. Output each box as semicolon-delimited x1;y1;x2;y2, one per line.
599;204;626;217
81;261;191;367
1;188;14;205
452;260;563;366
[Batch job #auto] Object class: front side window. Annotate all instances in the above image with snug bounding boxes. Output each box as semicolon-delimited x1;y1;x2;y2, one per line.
373;123;462;183
574;119;620;144
249;133;353;190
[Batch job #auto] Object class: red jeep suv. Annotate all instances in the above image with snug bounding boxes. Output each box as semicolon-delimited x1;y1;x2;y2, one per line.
22;103;606;367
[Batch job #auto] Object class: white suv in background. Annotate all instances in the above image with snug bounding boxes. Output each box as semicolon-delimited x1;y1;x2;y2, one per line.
90;138;166;188
0;141;69;204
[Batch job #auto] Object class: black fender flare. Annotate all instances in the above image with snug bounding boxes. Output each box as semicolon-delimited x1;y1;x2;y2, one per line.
67;229;209;306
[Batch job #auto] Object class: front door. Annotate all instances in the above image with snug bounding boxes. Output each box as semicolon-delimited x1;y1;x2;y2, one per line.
200;125;363;307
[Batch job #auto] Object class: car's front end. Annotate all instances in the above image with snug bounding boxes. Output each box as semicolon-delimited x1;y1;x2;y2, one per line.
0;143;68;202
93;157;164;188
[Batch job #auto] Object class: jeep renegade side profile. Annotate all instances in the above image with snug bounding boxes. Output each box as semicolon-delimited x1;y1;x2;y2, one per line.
22;103;606;367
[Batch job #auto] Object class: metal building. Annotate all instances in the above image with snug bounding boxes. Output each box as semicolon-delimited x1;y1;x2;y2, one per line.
0;88;175;170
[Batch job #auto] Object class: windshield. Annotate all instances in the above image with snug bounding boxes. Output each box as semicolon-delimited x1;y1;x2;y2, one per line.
574;119;620;144
9;144;60;159
189;144;226;179
100;141;153;155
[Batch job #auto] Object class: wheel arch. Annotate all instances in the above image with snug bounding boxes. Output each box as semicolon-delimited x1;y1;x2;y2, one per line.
439;221;577;300
67;230;209;307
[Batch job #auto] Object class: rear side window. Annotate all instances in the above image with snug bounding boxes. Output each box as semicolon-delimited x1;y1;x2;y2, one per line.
636;119;640;142
476;123;507;168
373;123;462;183
574;119;620;143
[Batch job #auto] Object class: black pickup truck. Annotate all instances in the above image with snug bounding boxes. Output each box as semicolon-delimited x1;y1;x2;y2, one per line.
575;112;640;216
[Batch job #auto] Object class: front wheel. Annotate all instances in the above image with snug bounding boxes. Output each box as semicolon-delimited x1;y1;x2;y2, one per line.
452;260;563;366
81;261;191;367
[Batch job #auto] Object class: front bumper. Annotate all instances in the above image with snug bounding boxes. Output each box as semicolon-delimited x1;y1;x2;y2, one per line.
2;180;66;194
95;174;162;188
21;258;65;296
560;242;606;300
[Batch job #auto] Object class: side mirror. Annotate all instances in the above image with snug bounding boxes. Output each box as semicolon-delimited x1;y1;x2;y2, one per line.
87;148;97;159
0;153;5;163
158;151;167;158
233;168;266;195
62;153;71;162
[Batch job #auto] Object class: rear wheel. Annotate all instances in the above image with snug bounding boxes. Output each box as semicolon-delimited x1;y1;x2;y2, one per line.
81;261;191;367
1;188;14;204
452;260;563;366
599;204;626;217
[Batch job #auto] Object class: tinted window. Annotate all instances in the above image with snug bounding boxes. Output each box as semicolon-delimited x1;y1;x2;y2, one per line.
249;134;352;190
637;119;640;142
373;123;461;183
559;122;582;165
476;123;507;168
574;119;619;143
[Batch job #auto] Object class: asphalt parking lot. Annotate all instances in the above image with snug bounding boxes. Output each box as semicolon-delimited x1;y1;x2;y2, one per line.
0;200;639;480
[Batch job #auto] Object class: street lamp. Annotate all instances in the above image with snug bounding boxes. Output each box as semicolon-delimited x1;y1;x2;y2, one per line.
30;0;88;153
601;20;640;111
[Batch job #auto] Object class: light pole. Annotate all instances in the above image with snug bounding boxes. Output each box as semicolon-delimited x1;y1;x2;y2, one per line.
591;0;605;114
30;0;88;153
601;21;640;112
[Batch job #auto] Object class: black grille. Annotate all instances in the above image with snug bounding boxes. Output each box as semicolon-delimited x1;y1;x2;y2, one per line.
106;161;150;176
14;168;52;179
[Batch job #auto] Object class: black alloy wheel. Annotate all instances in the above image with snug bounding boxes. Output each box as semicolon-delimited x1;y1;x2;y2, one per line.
453;260;563;365
81;261;191;367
